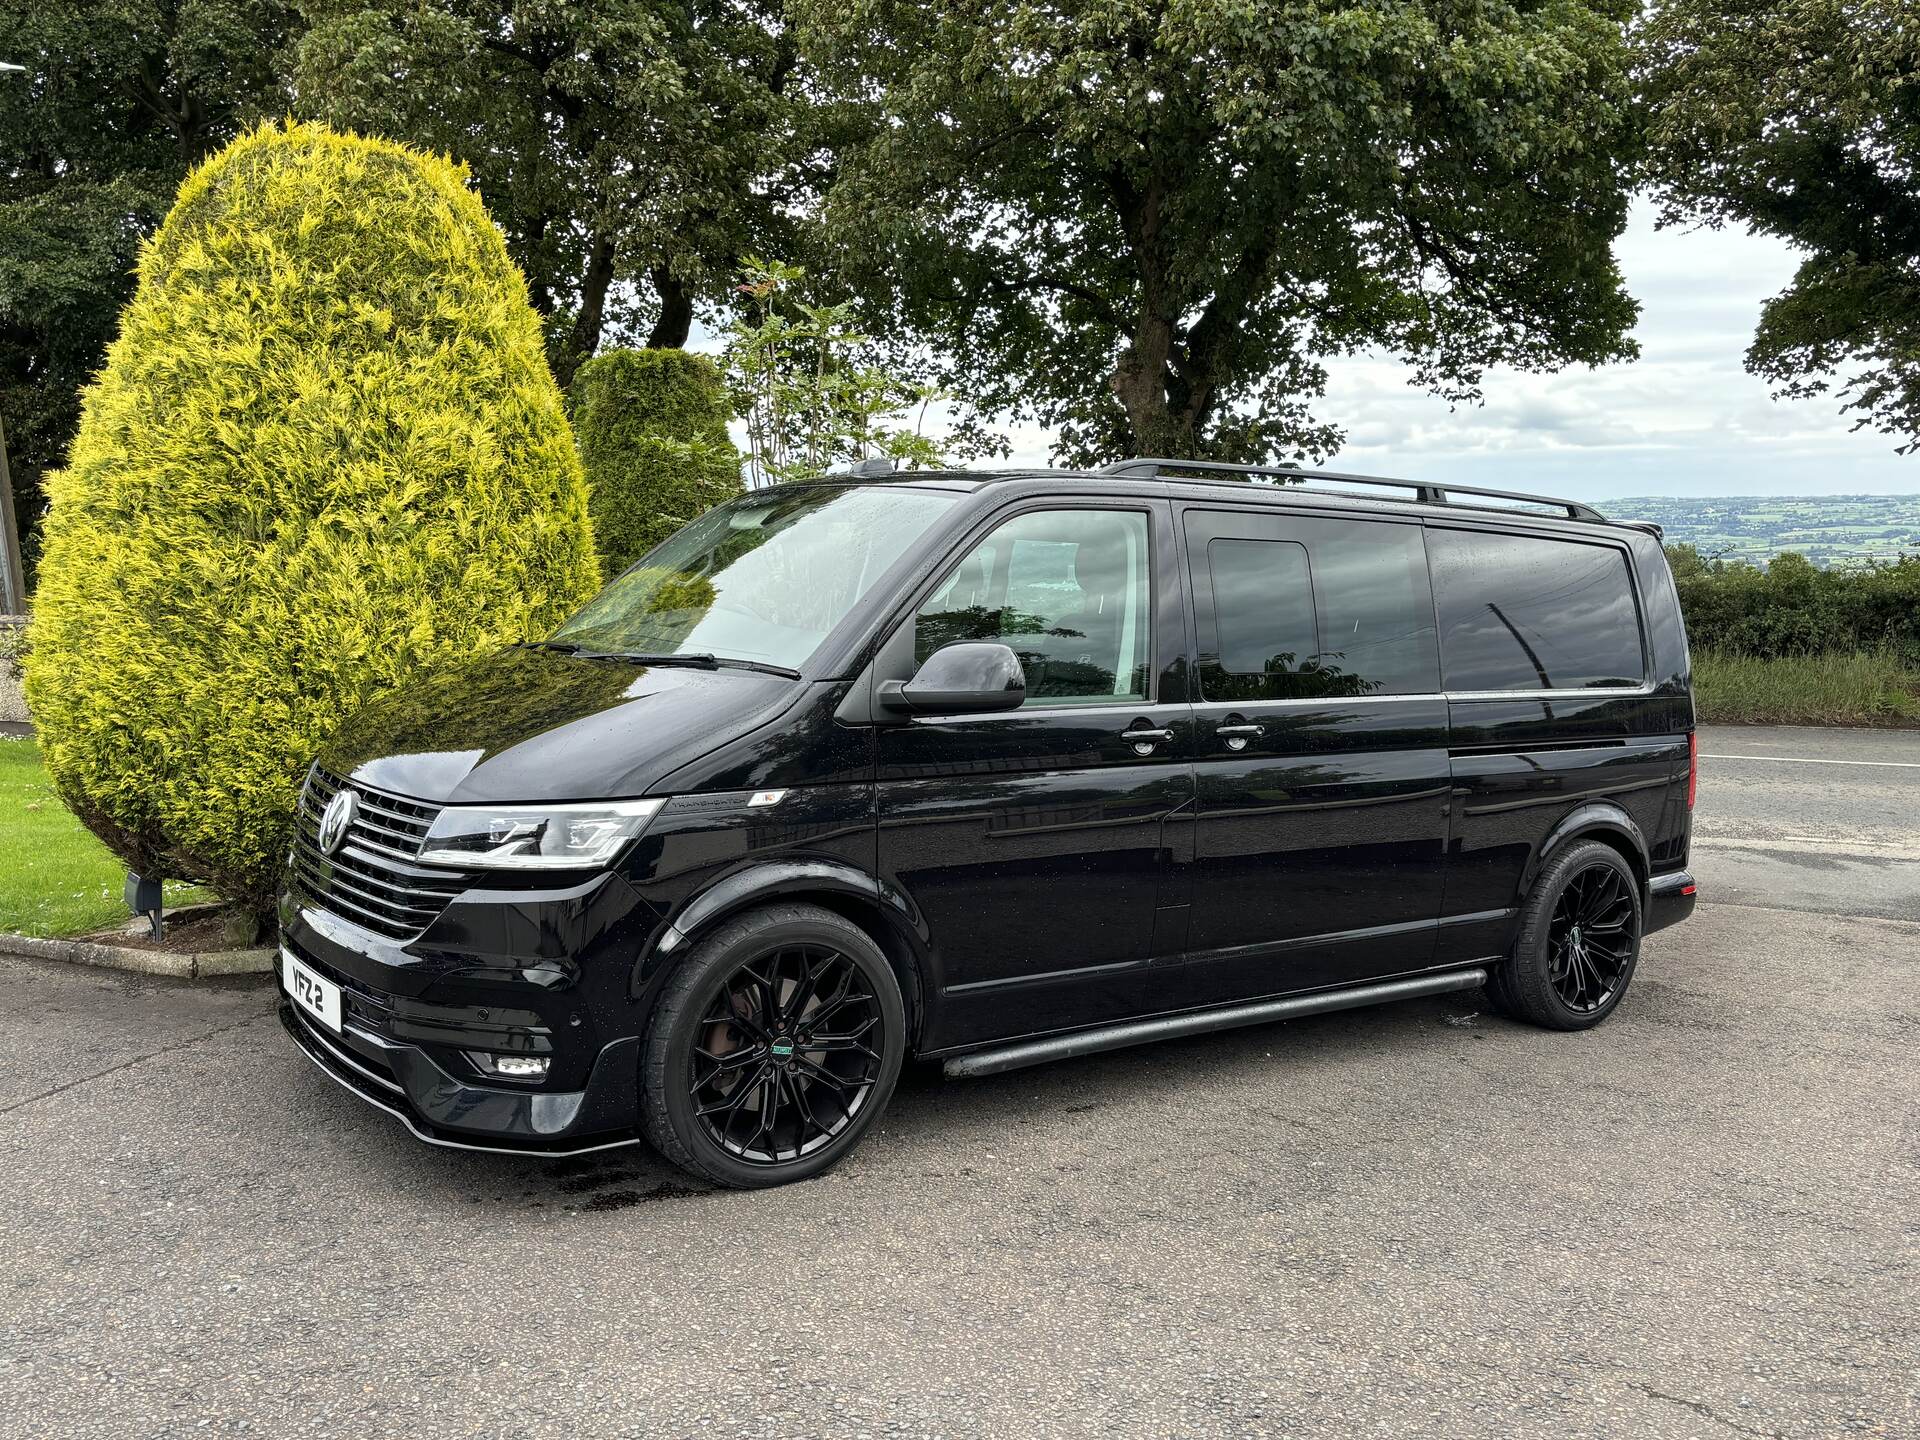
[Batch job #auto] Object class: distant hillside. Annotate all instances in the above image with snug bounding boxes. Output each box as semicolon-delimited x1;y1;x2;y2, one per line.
1602;494;1920;567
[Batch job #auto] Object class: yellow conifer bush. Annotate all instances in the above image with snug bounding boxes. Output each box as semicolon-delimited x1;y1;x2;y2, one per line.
23;121;599;918
570;348;743;575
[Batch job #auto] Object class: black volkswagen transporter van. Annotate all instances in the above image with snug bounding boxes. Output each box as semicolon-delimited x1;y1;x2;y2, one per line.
280;460;1698;1188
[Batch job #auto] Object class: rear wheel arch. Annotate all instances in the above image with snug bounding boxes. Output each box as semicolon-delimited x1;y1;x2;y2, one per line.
1523;804;1650;904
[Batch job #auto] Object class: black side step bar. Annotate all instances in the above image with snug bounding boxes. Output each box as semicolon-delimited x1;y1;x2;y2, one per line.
942;968;1490;1079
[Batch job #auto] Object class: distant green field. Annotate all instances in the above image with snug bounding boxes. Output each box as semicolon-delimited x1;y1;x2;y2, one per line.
1606;494;1920;567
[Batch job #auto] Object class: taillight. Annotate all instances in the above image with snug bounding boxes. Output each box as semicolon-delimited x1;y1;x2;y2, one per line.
1687;732;1698;810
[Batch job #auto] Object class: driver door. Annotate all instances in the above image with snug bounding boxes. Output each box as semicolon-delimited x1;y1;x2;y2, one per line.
871;499;1196;1050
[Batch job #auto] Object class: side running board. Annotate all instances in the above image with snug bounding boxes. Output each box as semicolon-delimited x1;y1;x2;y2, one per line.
942;967;1490;1080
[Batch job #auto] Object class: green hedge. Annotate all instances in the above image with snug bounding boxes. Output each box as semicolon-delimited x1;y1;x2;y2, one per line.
1668;546;1920;662
571;348;742;574
23;121;599;916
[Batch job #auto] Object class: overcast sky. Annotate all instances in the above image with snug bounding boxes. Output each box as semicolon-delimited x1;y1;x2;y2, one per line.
979;199;1919;503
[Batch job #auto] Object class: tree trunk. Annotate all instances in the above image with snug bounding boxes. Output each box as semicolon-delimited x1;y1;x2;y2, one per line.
645;265;694;349
522;212;554;317
553;230;617;390
1111;314;1201;458
1106;164;1210;459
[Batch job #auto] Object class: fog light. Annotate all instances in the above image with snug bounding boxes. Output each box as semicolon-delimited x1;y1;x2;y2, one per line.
486;1054;549;1079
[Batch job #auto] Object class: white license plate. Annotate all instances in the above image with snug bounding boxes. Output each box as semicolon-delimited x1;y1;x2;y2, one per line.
283;950;342;1034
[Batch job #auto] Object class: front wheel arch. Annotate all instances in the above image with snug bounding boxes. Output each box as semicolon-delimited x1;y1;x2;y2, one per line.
632;865;932;1050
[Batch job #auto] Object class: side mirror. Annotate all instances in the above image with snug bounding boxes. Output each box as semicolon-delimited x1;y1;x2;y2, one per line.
878;642;1026;715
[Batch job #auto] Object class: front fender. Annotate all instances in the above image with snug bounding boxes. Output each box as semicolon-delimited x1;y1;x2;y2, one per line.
629;858;927;995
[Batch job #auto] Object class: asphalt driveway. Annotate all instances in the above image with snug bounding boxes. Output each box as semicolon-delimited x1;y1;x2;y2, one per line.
0;725;1914;1437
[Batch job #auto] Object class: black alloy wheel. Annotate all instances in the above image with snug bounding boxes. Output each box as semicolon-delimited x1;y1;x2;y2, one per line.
1545;862;1635;1014
689;944;885;1164
641;902;906;1188
1486;838;1643;1031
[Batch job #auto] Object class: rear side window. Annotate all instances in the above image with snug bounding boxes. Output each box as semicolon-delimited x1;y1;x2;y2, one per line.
1428;529;1645;691
1187;511;1440;699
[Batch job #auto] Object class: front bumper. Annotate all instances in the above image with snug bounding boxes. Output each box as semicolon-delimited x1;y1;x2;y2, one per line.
279;994;640;1157
277;864;663;1155
1646;870;1698;935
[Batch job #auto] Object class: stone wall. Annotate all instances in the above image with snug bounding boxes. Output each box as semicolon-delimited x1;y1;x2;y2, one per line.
0;617;27;724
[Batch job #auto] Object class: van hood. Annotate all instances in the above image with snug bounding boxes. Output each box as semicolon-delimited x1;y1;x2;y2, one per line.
319;646;799;805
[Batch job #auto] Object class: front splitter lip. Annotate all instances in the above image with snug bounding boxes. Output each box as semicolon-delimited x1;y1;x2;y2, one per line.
279;1001;641;1160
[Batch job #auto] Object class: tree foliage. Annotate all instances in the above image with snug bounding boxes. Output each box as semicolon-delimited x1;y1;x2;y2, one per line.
570;347;742;574
294;0;814;386
1640;0;1920;452
22;122;598;914
796;0;1642;464
0;0;296;584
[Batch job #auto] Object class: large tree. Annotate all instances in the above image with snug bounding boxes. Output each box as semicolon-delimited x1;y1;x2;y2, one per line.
294;0;812;385
1640;0;1920;453
0;0;295;584
797;0;1642;464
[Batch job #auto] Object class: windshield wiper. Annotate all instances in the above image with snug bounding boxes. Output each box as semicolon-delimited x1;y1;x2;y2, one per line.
517;639;598;657
518;639;644;662
605;651;802;679
710;656;803;679
519;642;798;679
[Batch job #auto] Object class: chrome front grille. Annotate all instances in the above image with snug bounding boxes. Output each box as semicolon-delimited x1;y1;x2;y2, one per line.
291;768;467;939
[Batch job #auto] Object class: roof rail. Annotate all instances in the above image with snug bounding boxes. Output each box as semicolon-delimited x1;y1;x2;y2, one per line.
1101;458;1607;524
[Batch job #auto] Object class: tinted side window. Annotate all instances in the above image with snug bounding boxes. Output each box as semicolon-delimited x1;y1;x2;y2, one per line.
1189;511;1439;700
1429;529;1644;691
1210;539;1317;682
1307;519;1440;695
914;508;1151;705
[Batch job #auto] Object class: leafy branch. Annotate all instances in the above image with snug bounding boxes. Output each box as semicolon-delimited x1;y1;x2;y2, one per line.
723;258;951;487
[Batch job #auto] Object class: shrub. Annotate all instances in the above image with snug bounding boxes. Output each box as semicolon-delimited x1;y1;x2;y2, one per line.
570;348;742;574
1668;544;1920;662
23;121;599;918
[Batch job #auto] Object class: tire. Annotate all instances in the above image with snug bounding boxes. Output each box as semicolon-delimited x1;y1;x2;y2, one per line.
1486;839;1643;1031
639;902;906;1189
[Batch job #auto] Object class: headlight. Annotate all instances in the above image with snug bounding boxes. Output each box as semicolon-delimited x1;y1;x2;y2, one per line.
418;799;666;870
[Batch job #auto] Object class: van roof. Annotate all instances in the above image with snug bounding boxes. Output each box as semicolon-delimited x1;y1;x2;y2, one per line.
784;459;1665;538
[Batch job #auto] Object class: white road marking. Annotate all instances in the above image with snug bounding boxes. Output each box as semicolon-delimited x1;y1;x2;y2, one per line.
1701;753;1920;770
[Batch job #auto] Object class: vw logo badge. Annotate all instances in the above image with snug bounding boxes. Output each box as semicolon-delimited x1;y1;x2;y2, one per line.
318;788;358;856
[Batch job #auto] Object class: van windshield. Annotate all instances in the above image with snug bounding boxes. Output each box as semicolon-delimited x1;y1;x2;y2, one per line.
548;485;958;671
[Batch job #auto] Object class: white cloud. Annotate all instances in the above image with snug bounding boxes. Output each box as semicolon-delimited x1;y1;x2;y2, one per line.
974;198;1917;500
1317;200;1915;500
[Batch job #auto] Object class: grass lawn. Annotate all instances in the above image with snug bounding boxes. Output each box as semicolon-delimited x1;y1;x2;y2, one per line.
0;737;210;938
1692;648;1920;727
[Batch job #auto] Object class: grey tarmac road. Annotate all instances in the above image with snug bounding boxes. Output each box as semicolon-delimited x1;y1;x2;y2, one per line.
1;725;1915;1439
1691;725;1920;924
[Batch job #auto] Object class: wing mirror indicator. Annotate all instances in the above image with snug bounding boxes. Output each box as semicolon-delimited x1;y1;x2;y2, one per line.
878;642;1027;715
